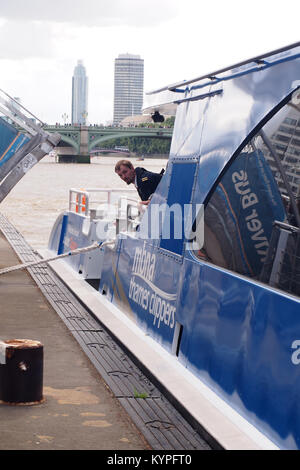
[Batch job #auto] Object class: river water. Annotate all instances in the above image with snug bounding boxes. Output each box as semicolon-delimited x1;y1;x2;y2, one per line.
0;155;167;249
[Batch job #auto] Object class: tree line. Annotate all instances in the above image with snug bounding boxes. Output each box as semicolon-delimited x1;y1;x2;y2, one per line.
101;117;174;156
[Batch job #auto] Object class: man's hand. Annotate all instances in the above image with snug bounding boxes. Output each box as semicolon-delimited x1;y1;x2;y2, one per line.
139;199;150;206
137;200;150;213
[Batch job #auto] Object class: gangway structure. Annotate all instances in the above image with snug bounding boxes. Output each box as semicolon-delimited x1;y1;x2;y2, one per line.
0;89;60;201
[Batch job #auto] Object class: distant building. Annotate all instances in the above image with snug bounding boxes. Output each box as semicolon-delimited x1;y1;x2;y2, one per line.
263;106;300;197
72;60;88;125
113;53;144;126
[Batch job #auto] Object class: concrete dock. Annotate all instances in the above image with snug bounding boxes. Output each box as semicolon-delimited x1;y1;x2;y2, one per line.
0;231;150;450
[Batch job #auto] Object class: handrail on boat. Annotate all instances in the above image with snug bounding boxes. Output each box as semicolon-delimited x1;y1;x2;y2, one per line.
116;195;146;234
68;188;144;236
68;187;137;215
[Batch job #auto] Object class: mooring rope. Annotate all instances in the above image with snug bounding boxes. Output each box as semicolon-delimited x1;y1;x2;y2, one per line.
0;239;115;275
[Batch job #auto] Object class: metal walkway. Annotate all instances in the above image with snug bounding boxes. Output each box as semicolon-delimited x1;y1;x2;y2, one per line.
0;213;213;451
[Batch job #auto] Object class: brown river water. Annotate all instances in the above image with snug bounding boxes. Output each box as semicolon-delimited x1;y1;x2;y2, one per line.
0;154;167;249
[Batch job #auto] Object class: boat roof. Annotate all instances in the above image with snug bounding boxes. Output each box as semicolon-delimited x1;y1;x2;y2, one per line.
143;41;300;115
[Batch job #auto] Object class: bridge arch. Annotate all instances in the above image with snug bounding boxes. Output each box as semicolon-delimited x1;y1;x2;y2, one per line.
89;131;171;152
57;134;80;152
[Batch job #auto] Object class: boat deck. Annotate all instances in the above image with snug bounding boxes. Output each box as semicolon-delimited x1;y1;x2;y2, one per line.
0;213;211;451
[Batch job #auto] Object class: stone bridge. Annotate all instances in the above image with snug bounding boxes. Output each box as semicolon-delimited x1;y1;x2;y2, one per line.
45;125;173;163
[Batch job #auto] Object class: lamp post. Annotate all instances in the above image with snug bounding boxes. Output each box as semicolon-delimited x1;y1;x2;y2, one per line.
82;111;88;126
62;113;68;125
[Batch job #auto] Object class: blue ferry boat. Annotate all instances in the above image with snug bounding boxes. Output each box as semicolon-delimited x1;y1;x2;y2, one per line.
3;42;300;449
46;42;300;450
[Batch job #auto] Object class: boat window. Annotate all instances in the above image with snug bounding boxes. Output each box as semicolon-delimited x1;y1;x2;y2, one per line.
196;93;300;296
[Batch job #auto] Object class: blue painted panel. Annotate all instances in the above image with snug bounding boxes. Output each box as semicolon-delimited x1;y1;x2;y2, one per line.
51;211;87;272
160;162;196;255
0;117;29;168
177;256;300;449
48;212;66;253
105;236;181;351
57;214;69;255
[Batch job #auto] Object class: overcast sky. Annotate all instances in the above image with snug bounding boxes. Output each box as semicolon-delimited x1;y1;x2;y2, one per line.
0;0;299;125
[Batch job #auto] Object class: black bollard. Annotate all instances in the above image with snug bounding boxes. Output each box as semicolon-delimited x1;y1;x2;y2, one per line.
0;339;44;405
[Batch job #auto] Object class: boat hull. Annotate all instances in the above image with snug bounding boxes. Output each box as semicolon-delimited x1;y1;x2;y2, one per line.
46;43;300;449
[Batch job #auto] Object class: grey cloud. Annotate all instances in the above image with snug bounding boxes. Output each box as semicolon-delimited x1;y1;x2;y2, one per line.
0;0;178;27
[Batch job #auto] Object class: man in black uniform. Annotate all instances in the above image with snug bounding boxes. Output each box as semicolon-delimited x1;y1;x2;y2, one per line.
115;159;164;205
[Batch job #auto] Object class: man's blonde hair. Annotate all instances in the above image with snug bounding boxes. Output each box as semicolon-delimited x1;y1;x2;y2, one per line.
115;159;134;172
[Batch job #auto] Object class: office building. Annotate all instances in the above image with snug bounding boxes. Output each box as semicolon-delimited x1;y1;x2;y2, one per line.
113;54;144;126
72;60;88;125
262;106;300;197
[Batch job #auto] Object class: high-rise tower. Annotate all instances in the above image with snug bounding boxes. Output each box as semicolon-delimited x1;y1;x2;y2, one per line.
113;54;144;126
72;60;88;125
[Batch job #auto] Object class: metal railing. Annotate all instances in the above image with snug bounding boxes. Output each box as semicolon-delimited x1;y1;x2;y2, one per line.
69;187;137;215
68;187;147;237
116;196;146;233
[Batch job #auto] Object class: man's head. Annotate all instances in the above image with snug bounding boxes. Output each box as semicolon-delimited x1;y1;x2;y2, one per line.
115;160;136;185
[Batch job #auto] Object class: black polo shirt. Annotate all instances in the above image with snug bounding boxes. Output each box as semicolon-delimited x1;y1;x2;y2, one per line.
134;167;164;201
